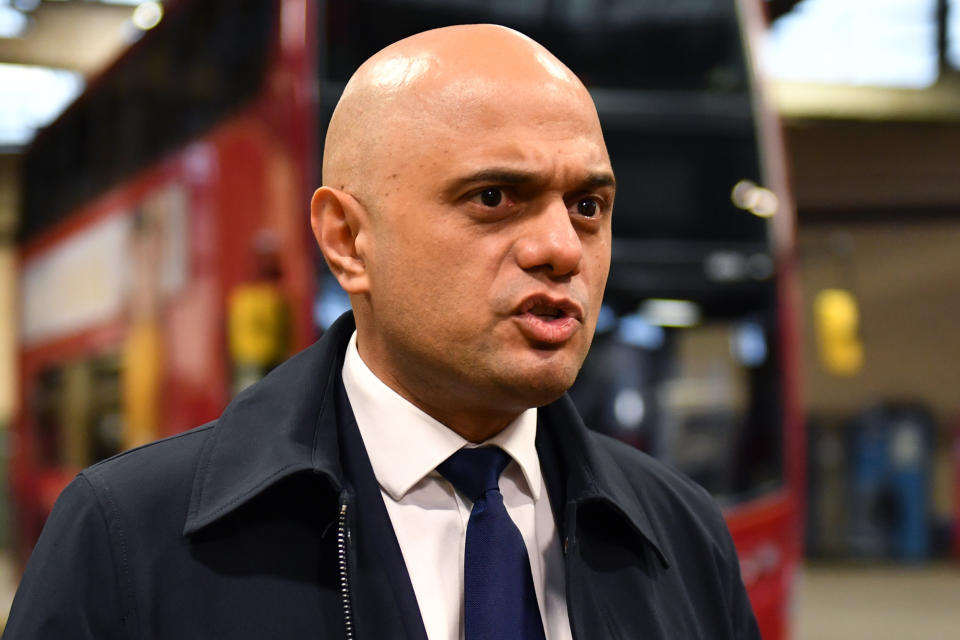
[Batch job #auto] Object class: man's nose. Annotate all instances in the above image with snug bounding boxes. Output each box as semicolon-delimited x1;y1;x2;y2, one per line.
514;199;583;278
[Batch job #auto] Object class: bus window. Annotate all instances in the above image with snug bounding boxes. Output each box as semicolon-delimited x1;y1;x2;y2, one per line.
27;355;123;471
89;354;123;465
572;305;784;504
30;367;63;468
21;0;277;242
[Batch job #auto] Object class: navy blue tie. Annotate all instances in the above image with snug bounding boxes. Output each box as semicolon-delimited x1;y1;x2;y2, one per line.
437;447;547;640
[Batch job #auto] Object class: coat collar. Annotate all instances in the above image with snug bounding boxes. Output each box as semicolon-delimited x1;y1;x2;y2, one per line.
183;313;357;535
183;310;668;567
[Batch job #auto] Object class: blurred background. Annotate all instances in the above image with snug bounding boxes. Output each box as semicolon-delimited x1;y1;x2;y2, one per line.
0;0;959;638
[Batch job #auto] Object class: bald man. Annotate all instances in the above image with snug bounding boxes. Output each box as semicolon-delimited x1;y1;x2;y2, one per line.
6;26;760;640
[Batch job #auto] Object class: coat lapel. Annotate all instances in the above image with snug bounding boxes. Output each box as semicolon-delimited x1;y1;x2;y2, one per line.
335;375;429;640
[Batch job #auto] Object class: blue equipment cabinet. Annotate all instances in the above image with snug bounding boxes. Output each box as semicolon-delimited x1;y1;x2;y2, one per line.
846;403;934;561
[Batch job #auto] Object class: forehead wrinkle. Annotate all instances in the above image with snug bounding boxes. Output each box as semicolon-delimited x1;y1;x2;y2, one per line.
406;104;610;188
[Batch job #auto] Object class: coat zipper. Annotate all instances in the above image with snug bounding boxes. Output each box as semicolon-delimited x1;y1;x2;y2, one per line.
337;502;355;640
563;501;580;640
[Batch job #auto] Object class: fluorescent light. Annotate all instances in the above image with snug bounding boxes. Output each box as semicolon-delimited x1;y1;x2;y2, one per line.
131;1;162;31
950;0;960;70
617;312;665;349
0;63;84;148
639;299;701;328
730;179;779;218
0;5;29;38
764;0;938;89
731;322;768;367
613;389;645;430
13;0;42;12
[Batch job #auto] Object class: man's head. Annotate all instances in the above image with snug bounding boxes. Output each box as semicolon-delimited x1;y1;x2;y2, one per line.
311;24;614;440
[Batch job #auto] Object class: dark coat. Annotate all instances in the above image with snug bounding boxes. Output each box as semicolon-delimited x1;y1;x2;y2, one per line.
3;313;760;639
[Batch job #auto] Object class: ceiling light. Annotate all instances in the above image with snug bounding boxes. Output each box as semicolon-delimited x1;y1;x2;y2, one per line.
730;179;779;218
764;0;938;89
131;1;162;31
0;5;29;38
639;299;701;328
0;63;84;148
13;0;42;12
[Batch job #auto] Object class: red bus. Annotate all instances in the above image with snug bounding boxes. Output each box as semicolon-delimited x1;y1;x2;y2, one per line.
15;0;317;562
14;1;802;637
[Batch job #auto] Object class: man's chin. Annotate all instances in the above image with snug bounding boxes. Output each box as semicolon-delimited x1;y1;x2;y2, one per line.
495;366;580;409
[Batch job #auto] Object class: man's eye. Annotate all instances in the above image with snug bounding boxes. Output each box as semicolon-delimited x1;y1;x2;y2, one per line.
576;198;599;217
479;188;503;207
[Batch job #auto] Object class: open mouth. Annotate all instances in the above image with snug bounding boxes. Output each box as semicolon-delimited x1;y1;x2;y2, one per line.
514;295;583;344
519;295;582;322
527;303;567;321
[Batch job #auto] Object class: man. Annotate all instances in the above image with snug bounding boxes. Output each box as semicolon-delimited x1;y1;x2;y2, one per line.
4;25;759;640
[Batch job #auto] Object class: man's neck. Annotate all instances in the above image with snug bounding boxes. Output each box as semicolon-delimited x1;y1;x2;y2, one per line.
376;375;519;443
352;333;526;443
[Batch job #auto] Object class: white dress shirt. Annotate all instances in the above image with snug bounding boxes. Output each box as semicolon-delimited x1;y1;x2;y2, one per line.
342;332;573;640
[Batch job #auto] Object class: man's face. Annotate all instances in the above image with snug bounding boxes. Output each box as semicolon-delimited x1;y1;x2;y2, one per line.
353;74;614;423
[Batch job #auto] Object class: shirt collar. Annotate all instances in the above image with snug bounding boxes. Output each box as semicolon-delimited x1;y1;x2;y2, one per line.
342;331;541;502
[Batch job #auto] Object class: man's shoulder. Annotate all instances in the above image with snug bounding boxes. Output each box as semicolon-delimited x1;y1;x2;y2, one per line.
588;430;712;500
582;429;729;538
569;426;759;638
85;421;214;480
79;422;215;518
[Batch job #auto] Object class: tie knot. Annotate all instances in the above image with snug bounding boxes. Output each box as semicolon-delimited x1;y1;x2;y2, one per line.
437;446;511;502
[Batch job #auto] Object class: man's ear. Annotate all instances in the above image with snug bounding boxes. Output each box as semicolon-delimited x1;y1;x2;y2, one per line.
310;186;371;294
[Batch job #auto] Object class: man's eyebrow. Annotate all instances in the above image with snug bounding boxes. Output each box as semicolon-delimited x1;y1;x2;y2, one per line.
581;172;616;191
445;169;616;194
448;169;540;189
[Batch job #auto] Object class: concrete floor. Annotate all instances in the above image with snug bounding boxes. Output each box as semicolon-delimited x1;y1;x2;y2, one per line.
0;551;14;630
0;554;957;636
795;563;960;640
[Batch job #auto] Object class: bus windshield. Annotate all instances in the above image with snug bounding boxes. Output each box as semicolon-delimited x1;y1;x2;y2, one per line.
571;298;784;505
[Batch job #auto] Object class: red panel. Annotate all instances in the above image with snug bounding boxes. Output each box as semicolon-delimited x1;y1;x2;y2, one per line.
726;492;800;640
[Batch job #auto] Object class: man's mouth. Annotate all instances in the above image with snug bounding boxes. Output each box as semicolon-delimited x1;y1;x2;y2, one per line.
527;303;567;320
513;295;584;344
518;295;583;320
